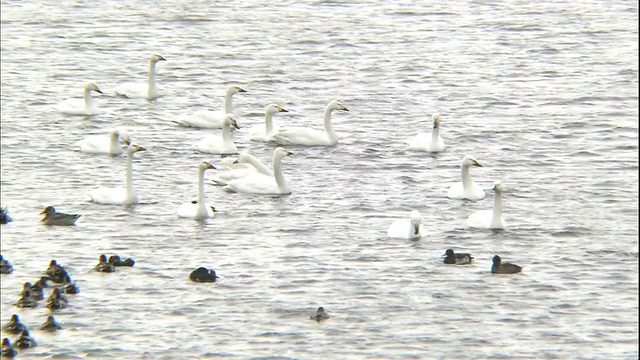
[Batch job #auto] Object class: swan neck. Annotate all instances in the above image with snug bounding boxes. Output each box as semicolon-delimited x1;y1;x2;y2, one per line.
222;120;232;141
492;190;503;219
83;88;94;109
461;165;472;188
197;167;206;213
224;91;234;114
249;156;271;174
323;107;337;141
265;112;274;134
147;61;157;98
273;154;289;192
431;125;440;140
125;151;134;195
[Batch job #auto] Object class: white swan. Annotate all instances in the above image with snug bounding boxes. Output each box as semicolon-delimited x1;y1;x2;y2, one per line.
447;155;486;200
387;210;425;240
178;162;217;219
88;144;146;205
467;181;506;229
249;104;289;142
223;147;293;195
211;152;273;186
77;130;131;155
56;82;103;116
113;54;166;100
408;113;445;152
173;86;247;128
271;100;349;146
196;114;240;154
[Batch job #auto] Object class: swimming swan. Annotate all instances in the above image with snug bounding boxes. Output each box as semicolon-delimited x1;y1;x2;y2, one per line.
446;155;486;200
178;162;217;220
249;104;289;142
467;181;506;229
78;130;131;155
196;114;240;154
56;82;103;116
271;100;349;146
210;151;273;186
88;144;146;205
223;147;293;195
174;85;247;128
387;210;425;240
113;54;166;100
408;113;445;152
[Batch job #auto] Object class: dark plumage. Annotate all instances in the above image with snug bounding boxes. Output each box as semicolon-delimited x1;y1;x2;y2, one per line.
14;290;37;308
40;205;81;226
61;273;80;294
443;249;474;265
491;255;523;274
44;260;69;284
94;254;115;273
0;207;12;225
0;255;13;274
2;314;26;335
40;315;62;332
310;307;330;322
1;337;17;358
189;267;219;282
45;288;69;310
15;328;37;349
108;255;135;267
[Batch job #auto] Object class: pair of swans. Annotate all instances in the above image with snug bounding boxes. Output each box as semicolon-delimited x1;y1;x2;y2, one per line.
56;82;103;116
174;85;247;129
77;129;131;155
178;162;217;220
88;144;146;206
196;114;241;154
269;100;349;146
113;54;166;100
223;147;293;195
408;113;445;153
249;104;290;142
211;152;272;186
387;210;425;240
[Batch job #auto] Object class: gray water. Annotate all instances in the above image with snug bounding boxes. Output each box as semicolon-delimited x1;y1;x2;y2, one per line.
1;0;638;359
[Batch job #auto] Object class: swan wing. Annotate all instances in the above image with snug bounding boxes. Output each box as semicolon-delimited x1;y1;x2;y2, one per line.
113;82;148;99
272;127;331;146
224;173;279;194
78;135;120;154
408;133;431;151
175;110;225;129
88;187;129;205
467;209;493;229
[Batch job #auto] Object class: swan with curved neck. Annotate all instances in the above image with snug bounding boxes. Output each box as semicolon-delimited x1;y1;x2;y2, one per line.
57;82;103;116
249;104;289;142
223;147;293;195
174;86;247;128
178;162;217;219
447;155;486;200
271;100;349;146
88;144;146;205
468;181;506;229
211;151;273;186
408;113;445;152
387;210;424;239
78;130;131;155
196;114;240;154
113;54;166;100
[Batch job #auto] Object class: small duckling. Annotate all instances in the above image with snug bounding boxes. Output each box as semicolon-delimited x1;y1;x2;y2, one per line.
40;205;81;226
14;290;37;308
491;255;523;274
1;337;17;358
443;249;474;265
44;260;68;284
2;314;26;335
94;254;115;273
189;267;219;282
0;207;12;224
40;315;62;332
45;288;69;310
108;255;136;267
0;255;14;274
15;328;37;349
310;307;330;322
61;273;80;294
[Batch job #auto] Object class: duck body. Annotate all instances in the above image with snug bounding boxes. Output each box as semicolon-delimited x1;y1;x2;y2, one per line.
1;207;12;224
94;254;115;273
40;315;62;332
1;338;17;358
189;267;219;282
310;307;330;322
40;206;81;226
443;249;474;265
108;255;135;267
3;315;26;335
14;291;37;308
491;255;522;274
0;255;13;274
45;288;69;310
15;329;37;349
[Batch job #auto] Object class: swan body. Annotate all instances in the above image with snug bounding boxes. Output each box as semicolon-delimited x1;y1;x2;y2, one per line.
447;155;486;200
249;104;289;142
174;86;246;128
408;113;445;152
197;114;240;154
271;100;349;146
178;162;217;220
387;210;425;240
224;147;293;195
88;144;146;205
78;130;131;155
211;152;273;186
113;54;166;100
467;181;506;229
56;82;103;116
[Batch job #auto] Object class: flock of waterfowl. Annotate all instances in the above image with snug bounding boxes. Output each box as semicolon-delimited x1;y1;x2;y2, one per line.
1;53;523;356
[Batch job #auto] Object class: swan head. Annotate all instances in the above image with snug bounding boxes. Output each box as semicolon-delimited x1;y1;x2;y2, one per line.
492;181;504;193
266;103;289;114
84;82;103;94
127;144;146;155
461;156;482;168
40;206;56;215
274;147;293;159
328;100;349;112
150;54;166;63
199;161;216;171
227;85;247;95
432;113;441;128
224;114;240;130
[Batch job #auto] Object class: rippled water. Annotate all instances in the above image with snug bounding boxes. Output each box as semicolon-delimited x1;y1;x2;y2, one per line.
1;0;638;358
